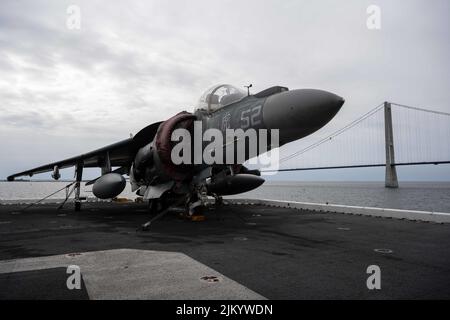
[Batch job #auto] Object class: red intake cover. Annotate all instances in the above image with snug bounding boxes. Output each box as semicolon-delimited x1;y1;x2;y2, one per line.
155;111;196;181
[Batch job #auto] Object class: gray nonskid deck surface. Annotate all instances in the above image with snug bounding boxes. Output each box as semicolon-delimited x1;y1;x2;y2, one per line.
0;201;450;299
0;249;263;300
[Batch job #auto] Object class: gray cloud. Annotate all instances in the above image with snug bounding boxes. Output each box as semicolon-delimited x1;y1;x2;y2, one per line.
0;0;449;180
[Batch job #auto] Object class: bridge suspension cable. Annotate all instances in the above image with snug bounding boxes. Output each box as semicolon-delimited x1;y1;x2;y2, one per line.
260;101;450;176
390;102;450;117
277;102;384;165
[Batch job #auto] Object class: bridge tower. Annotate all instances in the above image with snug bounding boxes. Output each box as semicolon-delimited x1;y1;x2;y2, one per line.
384;102;399;188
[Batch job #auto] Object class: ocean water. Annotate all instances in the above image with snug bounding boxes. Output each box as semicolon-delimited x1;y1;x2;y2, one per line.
0;181;138;203
1;181;449;213
231;181;450;213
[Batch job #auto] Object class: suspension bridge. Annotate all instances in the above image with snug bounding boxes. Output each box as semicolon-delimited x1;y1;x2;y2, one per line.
263;102;450;188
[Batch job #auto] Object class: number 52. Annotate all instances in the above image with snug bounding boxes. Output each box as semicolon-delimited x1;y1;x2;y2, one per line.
240;105;262;129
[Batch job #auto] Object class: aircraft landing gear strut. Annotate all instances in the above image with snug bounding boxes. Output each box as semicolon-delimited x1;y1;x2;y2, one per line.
141;197;184;231
74;162;83;211
188;185;209;216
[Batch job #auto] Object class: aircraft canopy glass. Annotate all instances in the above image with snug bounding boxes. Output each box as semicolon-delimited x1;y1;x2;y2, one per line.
196;84;246;112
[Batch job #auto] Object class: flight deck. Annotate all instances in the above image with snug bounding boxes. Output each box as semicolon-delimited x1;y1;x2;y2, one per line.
1;201;450;299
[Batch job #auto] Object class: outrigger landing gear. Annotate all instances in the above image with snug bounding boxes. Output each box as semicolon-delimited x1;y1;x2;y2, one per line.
74;162;83;212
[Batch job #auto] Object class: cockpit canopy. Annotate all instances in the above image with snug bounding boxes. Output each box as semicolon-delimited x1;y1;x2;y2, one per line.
196;84;246;113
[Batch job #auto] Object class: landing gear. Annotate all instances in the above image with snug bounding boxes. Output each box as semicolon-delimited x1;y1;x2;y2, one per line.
148;199;158;215
140;188;218;230
187;195;202;216
148;193;169;215
141;195;183;231
74;162;83;212
190;204;204;216
187;185;209;216
213;194;223;206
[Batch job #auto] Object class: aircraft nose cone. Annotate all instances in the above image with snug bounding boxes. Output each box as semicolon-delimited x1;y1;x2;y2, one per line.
262;89;344;144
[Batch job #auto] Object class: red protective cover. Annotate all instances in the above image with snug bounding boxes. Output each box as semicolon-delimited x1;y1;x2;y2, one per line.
155;111;196;181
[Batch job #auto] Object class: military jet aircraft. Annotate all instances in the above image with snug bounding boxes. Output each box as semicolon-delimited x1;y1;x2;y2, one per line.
7;84;344;215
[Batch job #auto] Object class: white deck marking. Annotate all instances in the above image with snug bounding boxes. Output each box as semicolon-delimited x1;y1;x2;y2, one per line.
226;198;450;223
0;249;265;300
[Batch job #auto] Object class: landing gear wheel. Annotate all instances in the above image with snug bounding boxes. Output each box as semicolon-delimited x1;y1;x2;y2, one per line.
215;195;223;206
75;201;81;212
190;205;206;222
192;205;204;216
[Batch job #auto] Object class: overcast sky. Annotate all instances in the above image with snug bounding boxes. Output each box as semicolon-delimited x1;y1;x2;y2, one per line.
0;0;449;181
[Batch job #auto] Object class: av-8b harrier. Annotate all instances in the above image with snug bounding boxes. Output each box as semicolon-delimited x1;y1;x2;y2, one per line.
7;84;344;215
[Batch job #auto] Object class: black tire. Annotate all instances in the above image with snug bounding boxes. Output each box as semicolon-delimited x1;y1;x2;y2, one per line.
192;205;204;216
75;201;81;211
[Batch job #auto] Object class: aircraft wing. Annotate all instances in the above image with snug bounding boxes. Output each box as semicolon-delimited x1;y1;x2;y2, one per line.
7;138;134;181
7;121;163;181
